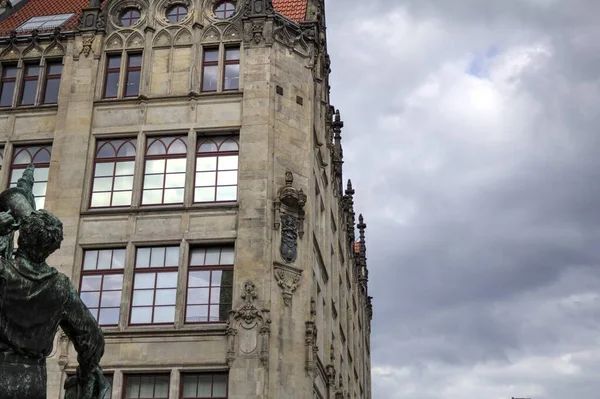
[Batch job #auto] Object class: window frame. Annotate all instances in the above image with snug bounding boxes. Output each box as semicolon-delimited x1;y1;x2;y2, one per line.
10;144;52;209
200;47;219;93
120;8;141;27
214;1;236;19
103;53;122;99
179;372;229;399
166;5;188;23
193;137;239;204
123;374;171;399
124;53;142;98
41;59;63;105
184;246;234;325
222;47;240;91
18;62;40;106
0;64;17;108
141;136;188;206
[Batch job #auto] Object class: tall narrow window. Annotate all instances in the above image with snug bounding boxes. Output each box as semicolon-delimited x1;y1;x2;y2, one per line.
142;136;187;205
42;61;62;104
10;145;52;209
0;65;17;107
19;63;40;105
104;54;121;98
181;373;228;398
185;246;233;323
125;53;142;97
195;137;238;203
201;49;219;92
223;47;239;91
130;246;179;325
124;375;169;399
79;249;125;326
91;139;136;208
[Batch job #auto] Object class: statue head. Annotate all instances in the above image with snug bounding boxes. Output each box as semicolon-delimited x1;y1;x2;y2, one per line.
17;210;64;263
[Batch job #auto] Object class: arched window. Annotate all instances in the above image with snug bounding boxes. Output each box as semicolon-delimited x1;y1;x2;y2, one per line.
120;8;141;27
214;1;236;19
166;5;188;23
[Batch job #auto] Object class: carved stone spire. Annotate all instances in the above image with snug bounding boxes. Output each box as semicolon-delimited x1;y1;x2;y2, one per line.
343;180;355;247
331;109;344;197
357;214;368;292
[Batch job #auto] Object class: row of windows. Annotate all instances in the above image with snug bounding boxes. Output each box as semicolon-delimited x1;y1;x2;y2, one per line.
118;1;236;28
0;60;62;107
80;245;234;326
91;135;239;208
101;372;228;399
103;46;240;99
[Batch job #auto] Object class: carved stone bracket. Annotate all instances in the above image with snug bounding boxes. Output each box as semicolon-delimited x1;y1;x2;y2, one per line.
273;262;302;306
79;32;95;58
226;281;271;368
274;170;307;264
242;0;275;46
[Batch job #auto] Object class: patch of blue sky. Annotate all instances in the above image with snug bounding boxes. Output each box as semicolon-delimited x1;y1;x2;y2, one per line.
467;46;500;78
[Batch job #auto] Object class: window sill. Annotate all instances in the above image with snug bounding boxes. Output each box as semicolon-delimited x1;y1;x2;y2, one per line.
0;104;58;114
102;323;228;338
81;202;239;216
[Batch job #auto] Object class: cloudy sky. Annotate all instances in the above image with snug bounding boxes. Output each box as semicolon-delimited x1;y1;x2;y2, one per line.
325;0;600;398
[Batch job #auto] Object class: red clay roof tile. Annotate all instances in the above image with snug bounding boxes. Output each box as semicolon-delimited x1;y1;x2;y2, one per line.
273;0;307;21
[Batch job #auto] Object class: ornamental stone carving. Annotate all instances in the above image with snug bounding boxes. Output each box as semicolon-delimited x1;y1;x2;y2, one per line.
305;298;318;375
273;262;302;306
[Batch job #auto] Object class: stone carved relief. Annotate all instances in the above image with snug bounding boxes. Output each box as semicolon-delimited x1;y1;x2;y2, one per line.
243;0;275;18
80;32;96;57
226;281;271;367
273;263;302;306
280;213;298;263
274;170;307;265
273;17;312;57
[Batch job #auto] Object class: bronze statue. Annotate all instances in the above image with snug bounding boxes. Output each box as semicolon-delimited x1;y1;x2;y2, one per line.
0;166;109;399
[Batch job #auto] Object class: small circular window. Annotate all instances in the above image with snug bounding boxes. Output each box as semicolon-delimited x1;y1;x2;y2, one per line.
120;8;141;26
214;1;236;19
167;5;188;22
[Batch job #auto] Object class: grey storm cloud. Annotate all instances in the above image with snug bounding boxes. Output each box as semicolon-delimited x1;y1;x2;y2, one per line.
324;0;600;398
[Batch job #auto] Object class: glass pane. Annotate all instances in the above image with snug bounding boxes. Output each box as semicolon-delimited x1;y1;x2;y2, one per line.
115;161;135;175
20;80;38;105
204;49;218;63
190;249;206;266
202;65;218;92
47;63;62;75
213;375;228;396
128;54;143;67
2;66;17;78
43;78;60;104
163;188;184;203
112;191;132;206
182;376;197;397
186;305;208;323
220;247;234;264
130;307;152;324
205;248;220;265
165;173;185;189
165;247;179;267
196;156;217;171
107;55;121;69
133;290;154;306
104;71;120;98
134;273;155;289
142;189;163;205
0;81;14;107
218;155;238;170
216;186;237;201
219;140;238;152
166;158;186;173
10;169;23;183
153;306;175;323
25;65;40;76
155;289;176;305
97;250;113;269
189;271;210;287
150;247;165;267
101;290;122;307
188;288;209;304
225;47;240;61
217;171;237;186
195;187;215;202
198;375;212;396
144;174;164;189
154;376;169;398
32;182;47;197
36;196;45;210
198;142;218;153
81;275;102;291
156;272;178;288
93;177;113;192
145;159;165;174
91;192;111;207
125;70;140;97
136;248;151;268
112;249;125;269
99;308;120;325
33;167;49;181
103;274;123;290
196;172;216;187
211;271;223;286
139;376;154;397
95;162;115;177
83;251;98;270
167;139;187;155
81;291;100;308
125;376;140;398
117;142;137;157
224;64;239;90
209;304;221;321
210;287;221;303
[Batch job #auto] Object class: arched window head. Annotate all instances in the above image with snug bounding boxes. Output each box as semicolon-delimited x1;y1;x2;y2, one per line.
167;5;188;23
120;8;141;27
214;1;236;19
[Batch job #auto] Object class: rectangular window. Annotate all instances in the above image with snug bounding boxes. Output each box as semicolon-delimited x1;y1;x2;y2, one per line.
10;145;52;209
130;246;179;325
194;137;238;203
125;53;142;97
19;63;40;105
181;373;228;398
91;139;136;208
142;136;187;205
223;47;239;91
104;54;121;98
42;61;62;104
0;65;17;107
103;374;113;399
185;246;233;323
124;374;169;399
201;48;218;92
79;249;125;326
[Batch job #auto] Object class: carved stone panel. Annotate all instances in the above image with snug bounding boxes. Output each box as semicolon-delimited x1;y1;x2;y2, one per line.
273;262;302;306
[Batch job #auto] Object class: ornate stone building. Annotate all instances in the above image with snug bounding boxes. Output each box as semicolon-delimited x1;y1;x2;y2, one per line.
0;0;372;398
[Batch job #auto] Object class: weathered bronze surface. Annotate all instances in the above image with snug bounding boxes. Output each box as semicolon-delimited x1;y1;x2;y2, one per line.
0;166;109;399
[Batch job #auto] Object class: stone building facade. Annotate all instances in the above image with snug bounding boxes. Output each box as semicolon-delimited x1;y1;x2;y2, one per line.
0;0;372;398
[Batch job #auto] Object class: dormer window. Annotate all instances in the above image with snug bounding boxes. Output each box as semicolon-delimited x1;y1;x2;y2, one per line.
17;14;74;31
214;1;235;19
120;8;141;27
166;5;187;23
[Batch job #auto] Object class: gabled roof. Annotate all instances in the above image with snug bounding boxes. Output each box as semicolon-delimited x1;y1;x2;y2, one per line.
0;0;309;36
